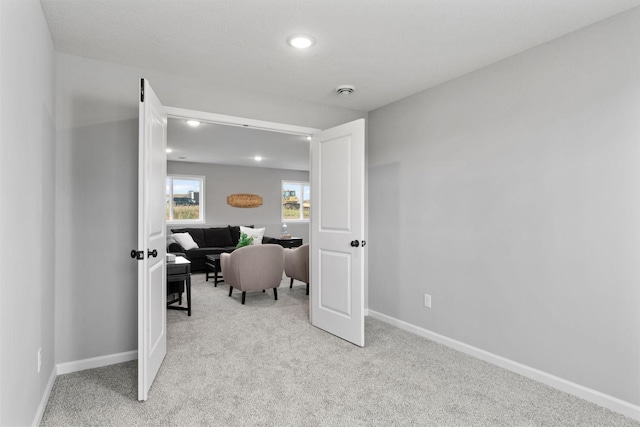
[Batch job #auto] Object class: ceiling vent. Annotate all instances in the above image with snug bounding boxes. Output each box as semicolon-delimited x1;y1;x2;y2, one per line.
336;85;355;97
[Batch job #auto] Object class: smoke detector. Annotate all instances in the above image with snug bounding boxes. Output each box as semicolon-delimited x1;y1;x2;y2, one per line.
336;85;355;97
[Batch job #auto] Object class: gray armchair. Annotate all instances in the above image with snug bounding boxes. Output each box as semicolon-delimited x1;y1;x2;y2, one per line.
220;244;284;304
284;243;309;295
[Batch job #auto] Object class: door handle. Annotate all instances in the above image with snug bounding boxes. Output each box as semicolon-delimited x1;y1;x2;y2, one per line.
148;249;158;258
350;240;360;247
131;250;144;260
362;240;366;247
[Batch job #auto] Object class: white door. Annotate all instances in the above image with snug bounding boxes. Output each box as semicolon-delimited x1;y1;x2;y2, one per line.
310;118;366;346
137;79;167;401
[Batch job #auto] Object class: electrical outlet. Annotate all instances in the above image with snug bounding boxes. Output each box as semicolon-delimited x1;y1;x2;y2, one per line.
37;348;42;373
424;294;432;308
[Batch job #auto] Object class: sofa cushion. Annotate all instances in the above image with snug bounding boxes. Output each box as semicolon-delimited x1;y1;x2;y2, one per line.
171;228;206;247
173;232;199;250
181;247;233;272
168;242;183;253
204;227;233;247
184;247;232;258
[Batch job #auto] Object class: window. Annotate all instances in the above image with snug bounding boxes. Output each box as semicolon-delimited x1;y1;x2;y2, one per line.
166;175;204;223
282;181;310;221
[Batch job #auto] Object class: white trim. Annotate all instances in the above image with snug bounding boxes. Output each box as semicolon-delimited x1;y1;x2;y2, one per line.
167;220;206;225
31;367;57;427
56;350;138;375
367;309;640;422
165;106;320;136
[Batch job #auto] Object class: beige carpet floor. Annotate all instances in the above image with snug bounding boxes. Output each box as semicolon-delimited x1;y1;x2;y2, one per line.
41;273;638;426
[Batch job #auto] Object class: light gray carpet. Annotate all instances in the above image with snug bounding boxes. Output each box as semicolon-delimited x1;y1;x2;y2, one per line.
41;274;638;426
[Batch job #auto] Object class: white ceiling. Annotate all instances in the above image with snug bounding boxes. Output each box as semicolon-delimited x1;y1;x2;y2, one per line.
167;118;310;171
40;0;640;169
41;0;640;112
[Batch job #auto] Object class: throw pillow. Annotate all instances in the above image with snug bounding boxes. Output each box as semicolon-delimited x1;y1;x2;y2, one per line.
171;228;205;247
173;232;199;250
166;234;177;246
240;226;265;245
229;225;254;245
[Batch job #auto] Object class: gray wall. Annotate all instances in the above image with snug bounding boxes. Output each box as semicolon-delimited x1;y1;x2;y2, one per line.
368;8;640;405
0;1;56;425
54;52;366;365
167;161;310;241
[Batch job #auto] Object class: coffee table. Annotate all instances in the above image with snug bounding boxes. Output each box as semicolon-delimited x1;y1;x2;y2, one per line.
205;254;224;286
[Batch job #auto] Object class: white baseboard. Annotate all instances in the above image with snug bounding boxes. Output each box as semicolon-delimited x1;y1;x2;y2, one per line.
56;350;138;375
367;309;640;422
32;366;56;427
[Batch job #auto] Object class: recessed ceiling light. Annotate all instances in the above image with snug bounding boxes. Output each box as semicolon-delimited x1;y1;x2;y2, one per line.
254;156;263;162
166;148;173;153
306;136;312;141
287;35;315;49
186;120;200;127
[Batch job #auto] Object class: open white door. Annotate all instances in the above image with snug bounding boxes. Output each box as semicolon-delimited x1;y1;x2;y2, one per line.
310;118;366;347
136;79;167;400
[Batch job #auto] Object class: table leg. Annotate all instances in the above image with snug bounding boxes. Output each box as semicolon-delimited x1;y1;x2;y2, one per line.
186;276;191;316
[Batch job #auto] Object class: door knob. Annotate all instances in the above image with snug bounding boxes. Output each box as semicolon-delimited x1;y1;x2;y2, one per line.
148;249;158;258
350;240;360;247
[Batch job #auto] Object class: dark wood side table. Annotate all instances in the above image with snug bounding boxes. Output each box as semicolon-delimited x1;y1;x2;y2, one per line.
167;256;191;316
272;237;303;249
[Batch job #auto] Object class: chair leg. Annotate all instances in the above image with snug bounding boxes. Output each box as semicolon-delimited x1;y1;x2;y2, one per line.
229;286;233;297
274;288;278;300
241;291;246;305
306;283;309;295
290;278;294;288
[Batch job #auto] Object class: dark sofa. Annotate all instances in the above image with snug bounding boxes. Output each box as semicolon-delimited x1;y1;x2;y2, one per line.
168;225;276;272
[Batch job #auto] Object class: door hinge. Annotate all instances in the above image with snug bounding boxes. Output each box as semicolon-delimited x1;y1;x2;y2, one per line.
140;79;144;102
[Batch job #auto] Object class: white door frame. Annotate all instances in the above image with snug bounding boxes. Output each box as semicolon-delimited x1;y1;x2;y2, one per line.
164;107;368;332
165;106;319;136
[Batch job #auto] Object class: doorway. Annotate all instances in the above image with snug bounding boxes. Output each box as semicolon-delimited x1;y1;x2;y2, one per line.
161;107;366;346
160;107;366;344
139;90;366;398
